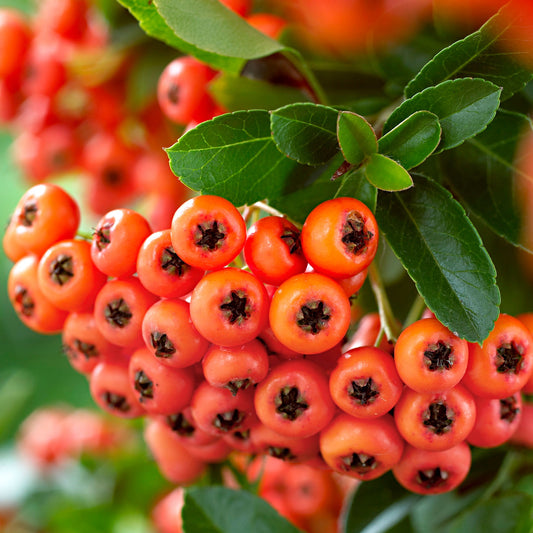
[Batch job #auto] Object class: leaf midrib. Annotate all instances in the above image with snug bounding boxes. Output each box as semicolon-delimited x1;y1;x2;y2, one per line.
388;190;491;338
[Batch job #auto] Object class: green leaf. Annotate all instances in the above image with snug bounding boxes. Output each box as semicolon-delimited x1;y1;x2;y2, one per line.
441;110;531;250
378;111;441;169
343;472;421;533
270;152;346;224
116;0;238;71
182;486;303;533
117;0;326;99
376;174;500;343
335;167;378;212
364;153;413;192
270;103;340;166
384;78;501;153
166;110;298;207
337;111;377;166
405;8;533;101
209;74;309;111
154;0;284;61
410;487;486;533
447;493;533;533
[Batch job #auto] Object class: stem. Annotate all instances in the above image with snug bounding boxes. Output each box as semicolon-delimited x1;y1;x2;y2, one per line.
403;294;427;329
76;230;93;241
253;201;285;218
368;262;401;342
373;96;405;136
252;201;303;230
374;327;385;348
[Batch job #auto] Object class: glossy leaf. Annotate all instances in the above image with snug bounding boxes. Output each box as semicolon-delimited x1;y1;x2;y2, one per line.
182;486;303;533
447;494;533;533
378;111;441;169
343;472;421;533
270;152;346;223
405;8;533;101
270;103;340;166
337;111;377;166
376;174;500;343
155;0;283;58
166;110;299;206
364;153;413;191
116;0;238;71
441;110;531;250
384;78;501;153
410;487;486;533
335;167;378;212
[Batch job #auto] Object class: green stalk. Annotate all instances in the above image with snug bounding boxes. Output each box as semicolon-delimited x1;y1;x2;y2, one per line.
368;262;401;342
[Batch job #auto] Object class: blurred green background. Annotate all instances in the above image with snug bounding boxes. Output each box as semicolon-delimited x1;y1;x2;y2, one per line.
0;130;93;443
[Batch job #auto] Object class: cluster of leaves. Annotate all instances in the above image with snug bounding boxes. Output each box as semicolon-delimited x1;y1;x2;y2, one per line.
119;0;533;346
112;2;533;532
103;1;533;531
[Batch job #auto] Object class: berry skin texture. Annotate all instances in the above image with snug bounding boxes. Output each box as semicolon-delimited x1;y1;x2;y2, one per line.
509;401;533;448
171;195;246;271
300;197;379;279
319;413;405;481
136;230;204;299
393;384;476;451
128;347;195;416
62;311;117;375
37;239;107;312
516;313;533;394
243;216;308;286
162;406;219;448
337;268;368;298
189;267;269;346
142;298;209;369
144;417;207;485
329;346;403;418
254;359;336;439
157;56;215;125
94;277;158;348
251;422;321;463
392;442;472;495
467;393;522;448
89;361;145;419
190;381;256;437
202;339;269;395
11;183;80;257
8;255;68;334
269;272;351;355
3;212;27;263
462;313;533;399
91;208;152;279
394;318;469;393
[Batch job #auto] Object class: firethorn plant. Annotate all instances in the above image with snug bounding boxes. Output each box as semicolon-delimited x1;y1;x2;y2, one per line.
3;1;533;532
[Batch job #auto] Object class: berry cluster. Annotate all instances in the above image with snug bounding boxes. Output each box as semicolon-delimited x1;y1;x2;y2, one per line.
0;0;287;230
152;458;353;533
4;182;533;525
0;0;192;228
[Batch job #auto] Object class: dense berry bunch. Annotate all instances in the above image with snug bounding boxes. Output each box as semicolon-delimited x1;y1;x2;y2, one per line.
5;182;533;528
0;1;288;231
